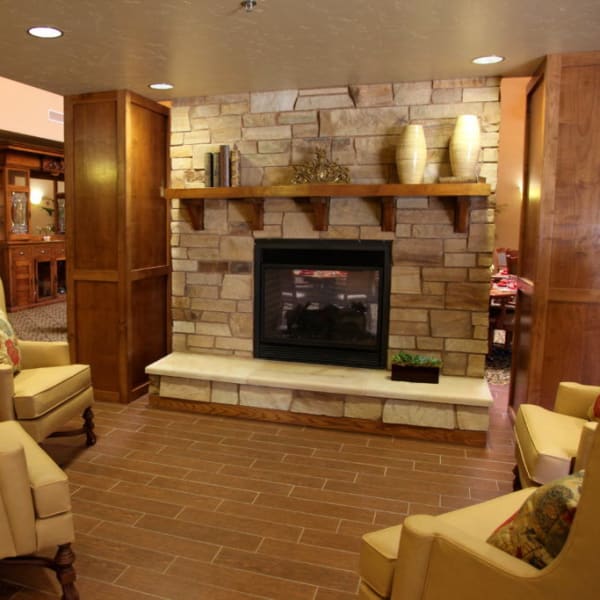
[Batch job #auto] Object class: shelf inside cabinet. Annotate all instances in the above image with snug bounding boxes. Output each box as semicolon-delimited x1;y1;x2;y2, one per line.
166;182;491;234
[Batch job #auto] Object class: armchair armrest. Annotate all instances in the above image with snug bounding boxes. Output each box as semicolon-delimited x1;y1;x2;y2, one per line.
554;382;600;419
392;515;539;600
0;430;37;556
0;364;16;421
574;421;598;472
18;340;71;369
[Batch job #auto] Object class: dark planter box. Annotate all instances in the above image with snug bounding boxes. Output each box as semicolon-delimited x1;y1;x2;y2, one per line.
391;363;440;384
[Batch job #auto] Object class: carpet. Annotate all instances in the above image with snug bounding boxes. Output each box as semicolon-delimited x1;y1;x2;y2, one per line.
8;301;67;342
486;346;512;385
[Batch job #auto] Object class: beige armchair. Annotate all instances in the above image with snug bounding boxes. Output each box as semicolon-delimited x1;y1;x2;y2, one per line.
359;425;600;600
0;421;79;599
514;381;599;488
0;278;95;445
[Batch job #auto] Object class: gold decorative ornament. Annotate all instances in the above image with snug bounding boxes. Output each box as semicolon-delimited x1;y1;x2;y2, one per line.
291;148;350;184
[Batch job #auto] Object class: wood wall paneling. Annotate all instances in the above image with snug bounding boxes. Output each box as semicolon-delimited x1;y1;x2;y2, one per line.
71;100;119;272
510;52;600;411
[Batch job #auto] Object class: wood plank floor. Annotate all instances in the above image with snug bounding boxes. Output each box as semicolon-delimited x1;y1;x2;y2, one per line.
0;384;514;599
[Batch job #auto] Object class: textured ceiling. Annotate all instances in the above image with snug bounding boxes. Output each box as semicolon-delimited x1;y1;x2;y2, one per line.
0;0;599;100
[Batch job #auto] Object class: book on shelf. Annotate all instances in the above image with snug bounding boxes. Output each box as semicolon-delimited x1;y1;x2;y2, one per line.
203;153;213;187
203;145;240;187
219;145;231;187
211;151;220;188
230;145;240;187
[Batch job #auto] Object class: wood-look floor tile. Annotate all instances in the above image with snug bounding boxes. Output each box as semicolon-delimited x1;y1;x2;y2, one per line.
76;576;167;600
356;471;471;498
215;547;359;593
254;492;376;524
283;453;386;477
403;462;502;490
109;427;195;449
258;537;360;571
315;588;359;600
251;458;358;483
66;459;156;484
74;532;174;572
88;454;192;479
97;429;170;452
219;435;317;457
150;473;260;503
313;447;415;470
300;528;363;553
93;521;219;563
110;480;223;511
71;550;128;583
115;566;263;599
217;498;340;531
291;485;409;515
184;439;288;464
137;513;262;551
73;486;183;518
183;468;295;496
176;505;303;542
220;463;327;489
125;448;233;473
70;496;144;526
251;431;344;452
325;478;440;507
167;555;317;600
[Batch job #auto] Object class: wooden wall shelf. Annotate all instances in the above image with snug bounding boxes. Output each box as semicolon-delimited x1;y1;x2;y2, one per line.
166;182;491;234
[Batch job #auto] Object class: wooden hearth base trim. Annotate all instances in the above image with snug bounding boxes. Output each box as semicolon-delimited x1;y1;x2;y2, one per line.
148;394;487;447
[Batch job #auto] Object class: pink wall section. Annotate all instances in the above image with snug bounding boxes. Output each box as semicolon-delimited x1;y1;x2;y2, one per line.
0;76;63;141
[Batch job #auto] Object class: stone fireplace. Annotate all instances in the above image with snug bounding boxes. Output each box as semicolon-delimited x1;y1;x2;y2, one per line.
148;78;498;443
169;78;498;377
254;239;391;368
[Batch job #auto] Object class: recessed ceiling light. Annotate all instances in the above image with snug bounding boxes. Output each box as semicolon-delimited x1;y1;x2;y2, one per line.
27;26;63;39
472;55;505;65
148;82;174;91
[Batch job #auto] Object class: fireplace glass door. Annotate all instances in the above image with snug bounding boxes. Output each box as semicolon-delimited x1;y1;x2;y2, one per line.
254;240;391;368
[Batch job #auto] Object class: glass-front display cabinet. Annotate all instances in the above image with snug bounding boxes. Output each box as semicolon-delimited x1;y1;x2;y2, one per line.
0;133;66;311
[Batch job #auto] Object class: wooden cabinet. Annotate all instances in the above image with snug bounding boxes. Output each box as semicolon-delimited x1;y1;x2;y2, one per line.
1;241;66;310
0;133;66;310
64;90;170;403
510;51;600;411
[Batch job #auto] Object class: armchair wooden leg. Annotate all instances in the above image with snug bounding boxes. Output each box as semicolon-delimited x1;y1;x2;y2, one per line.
512;464;522;491
53;543;79;600
83;406;96;447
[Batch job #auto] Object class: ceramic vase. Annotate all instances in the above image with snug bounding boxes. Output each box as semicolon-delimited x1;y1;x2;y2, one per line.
449;115;481;179
396;124;427;184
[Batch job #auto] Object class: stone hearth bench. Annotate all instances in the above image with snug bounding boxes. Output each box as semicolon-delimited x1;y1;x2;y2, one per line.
145;353;493;446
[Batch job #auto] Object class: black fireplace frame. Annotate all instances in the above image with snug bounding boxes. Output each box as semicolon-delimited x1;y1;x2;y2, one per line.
253;239;391;369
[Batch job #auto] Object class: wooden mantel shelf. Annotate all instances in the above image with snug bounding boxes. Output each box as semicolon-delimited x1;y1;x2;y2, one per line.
166;182;491;234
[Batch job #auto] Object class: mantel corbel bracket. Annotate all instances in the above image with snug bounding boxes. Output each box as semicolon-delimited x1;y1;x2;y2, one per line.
182;198;205;231
381;197;396;232
309;197;330;231
454;196;471;234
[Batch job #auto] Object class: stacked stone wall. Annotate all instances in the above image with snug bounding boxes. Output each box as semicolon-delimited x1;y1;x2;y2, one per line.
169;78;499;377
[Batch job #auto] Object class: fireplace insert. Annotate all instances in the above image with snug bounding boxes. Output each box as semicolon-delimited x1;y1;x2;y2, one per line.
254;239;391;368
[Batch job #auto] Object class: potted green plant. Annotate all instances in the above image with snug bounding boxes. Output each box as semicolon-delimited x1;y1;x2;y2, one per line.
390;351;442;384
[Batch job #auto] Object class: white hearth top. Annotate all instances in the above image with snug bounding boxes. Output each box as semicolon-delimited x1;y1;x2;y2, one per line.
146;353;492;408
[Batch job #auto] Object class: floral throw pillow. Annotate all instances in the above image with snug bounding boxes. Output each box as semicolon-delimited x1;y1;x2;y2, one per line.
587;394;600;422
0;310;21;373
486;471;583;569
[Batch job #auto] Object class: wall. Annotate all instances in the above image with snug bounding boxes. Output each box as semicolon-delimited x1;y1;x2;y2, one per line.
169;78;500;377
495;77;529;253
0;76;63;141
